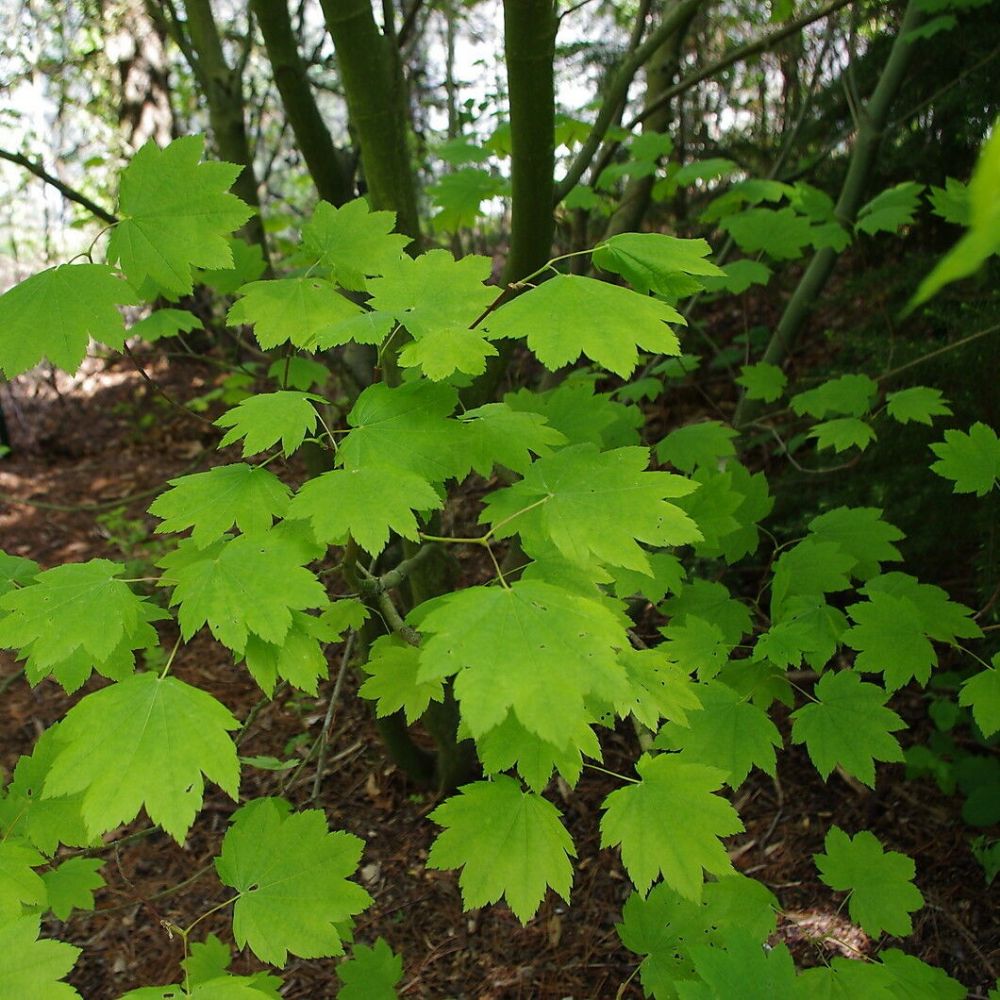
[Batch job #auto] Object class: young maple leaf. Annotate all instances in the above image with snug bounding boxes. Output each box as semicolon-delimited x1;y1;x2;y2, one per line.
959;657;1000;737
358;635;444;724
482;273;682;378
885;386;952;426
592;232;723;295
0;264;137;377
459;402;566;477
215;391;325;458
285;464;442;555
929;422;1000;496
336;939;403;1000
0;916;81;1000
416;580;629;749
43;672;240;843
814;827;924;936
215;797;371;965
149;463;291;548
791;671;905;787
482;443;700;575
600;753;743;899
107;135;252;295
427;776;575;923
40;858;105;920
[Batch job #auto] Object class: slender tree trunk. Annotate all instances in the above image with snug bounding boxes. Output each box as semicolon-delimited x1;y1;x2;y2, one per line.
318;0;421;243
734;0;925;427
251;0;355;207
174;0;270;263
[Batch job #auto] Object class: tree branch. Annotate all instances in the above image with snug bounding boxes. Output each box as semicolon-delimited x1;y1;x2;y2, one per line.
0;148;118;225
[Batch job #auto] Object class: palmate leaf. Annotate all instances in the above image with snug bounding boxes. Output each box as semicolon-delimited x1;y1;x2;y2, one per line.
227;278;362;350
427;776;575;923
0;264;138;378
885;386;952;425
459;402;566;476
149;463;291;547
814;827;924;936
215;797;371;965
681;933;799;1000
301;198;411;292
861;571;982;644
43;672;240;843
807;417;876;453
770;538;855;620
415;580;629;749
481;444;700;575
659;616;732;681
929;422;1000;495
958;657;1000;737
592;233;723;295
791;671;905;787
878;948;966;999
0;559;166;677
107;136;252;295
286;464;442;555
0;916;81;1000
40;858;105;920
0;840;46;919
656;681;782;788
157;530;327;653
337;381;470;483
656;421;738;473
216;391;325;458
358;635;444;724
197;237;267;295
129;307;203;343
791;373;877;419
428;167;507;231
735;362;786;403
807;507;903;580
482;273;683;378
601;753;742;900
336;939;403;1000
397;323;498;380
699;258;772;294
122;974;282;1000
661;579;752;646
719;206;814;259
856;181;924;236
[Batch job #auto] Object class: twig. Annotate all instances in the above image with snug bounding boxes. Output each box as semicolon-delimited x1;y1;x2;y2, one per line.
121;343;218;428
0;148;118;225
311;632;356;801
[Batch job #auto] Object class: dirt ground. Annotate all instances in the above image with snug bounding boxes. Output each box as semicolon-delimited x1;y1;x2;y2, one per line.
0;349;996;999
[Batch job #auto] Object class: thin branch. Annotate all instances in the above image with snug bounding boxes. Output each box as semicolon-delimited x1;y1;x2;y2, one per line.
121;343;218;428
0;148;118;225
311;631;356;801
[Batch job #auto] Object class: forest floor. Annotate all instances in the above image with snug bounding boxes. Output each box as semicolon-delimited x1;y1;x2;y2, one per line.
0;345;997;1000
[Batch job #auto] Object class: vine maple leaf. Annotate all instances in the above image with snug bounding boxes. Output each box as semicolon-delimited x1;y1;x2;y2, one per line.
0;264;137;377
482;444;700;574
215;391;325;458
600;753;743;899
0;916;81;1000
107;135;251;295
43;672;240;842
930;422;1000;496
215;797;371;965
814;827;924;936
427;776;575;923
791;671;905;786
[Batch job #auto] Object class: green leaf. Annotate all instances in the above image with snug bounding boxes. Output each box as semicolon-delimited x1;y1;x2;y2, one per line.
0;840;46;919
807;507;903;580
336;939;403;999
216;797;371;964
0;559;164;682
911;126;1000;307
929;422;1000;495
182;933;231;985
0;916;81;999
682;932;799;999
197;237;266;295
286;465;442;555
656;421;738;473
44;672;239;842
368;249;495;339
674;469;743;556
656;682;782;787
120;975;281;1000
149;463;291;547
660;616;733;681
856;182;924;236
427;776;575;923
861;572;982;644
770;539;855;620
815;827;923;936
459;402;566;476
417;580;628;748
661;579;751;646
0;264;138;378
482;274;682;378
483;444;698;574
702;179;791;223
808;417;877;453
301;198;410;292
268;356;330;392
672;157;738;187
753;597;847;671
613;552;686;604
791;671;905;786
795;958;896;1000
337;381;469;483
397;323;499;380
927;177;969;226
843;592;937;690
699;258;772;294
885;386;952;425
227;278;362;350
40;858;104;920
735;363;786;403
158;530;327;653
129;307;204;343
719;207;814;259
359;635;444;724
791;374;877;419
216;391;324;458
619;648;703;732
0;552;39;596
878;948;966;999
429;167;506;231
601;754;742;900
593;234;722;296
959;661;1000;737
107;136;252;295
